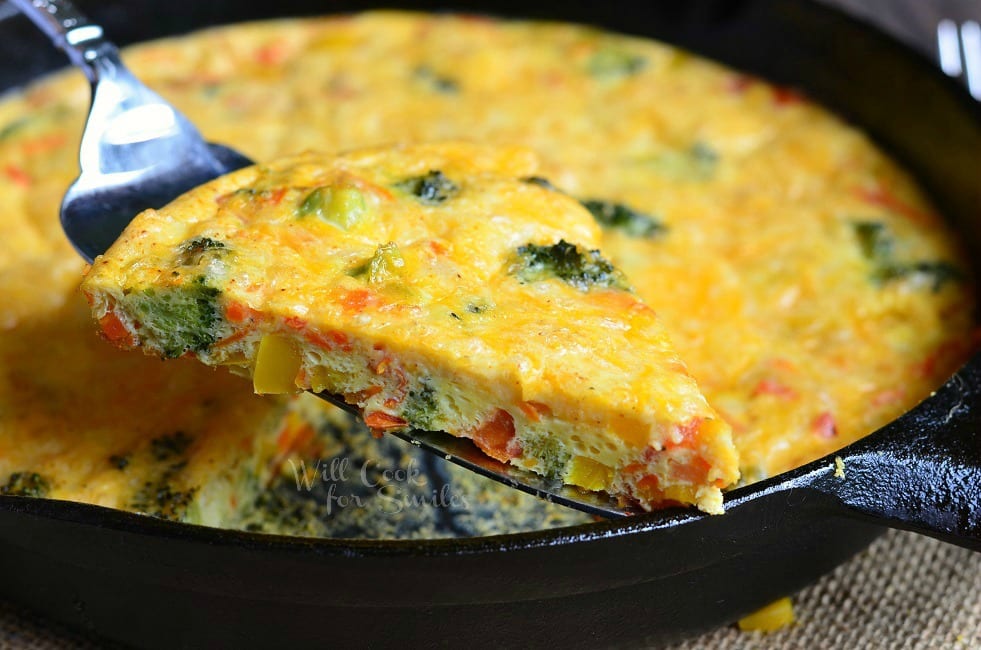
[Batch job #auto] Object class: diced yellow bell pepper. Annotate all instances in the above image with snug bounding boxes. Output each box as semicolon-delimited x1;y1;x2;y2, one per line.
297;185;368;229
253;333;302;394
297;185;368;230
737;597;795;632
661;484;698;505
326;186;368;228
566;456;612;491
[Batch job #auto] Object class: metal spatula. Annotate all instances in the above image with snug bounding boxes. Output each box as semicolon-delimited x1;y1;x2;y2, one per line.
10;0;253;263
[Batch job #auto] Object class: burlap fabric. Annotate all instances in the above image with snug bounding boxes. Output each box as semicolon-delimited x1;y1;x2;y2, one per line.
1;529;977;648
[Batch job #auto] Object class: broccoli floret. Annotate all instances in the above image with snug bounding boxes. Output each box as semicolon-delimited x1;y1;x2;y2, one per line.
851;221;964;292
128;432;198;520
690;141;719;166
401;380;439;430
349;242;406;284
874;260;965;292
413;65;460;93
649;142;719;181
580;200;665;238
519;433;571;480
129;275;221;358
587;47;646;78
1;472;50;497
521;176;559;192
395;170;459;205
0;115;32;141
150;431;194;461
130;461;197;520
177;236;226;266
853;221;893;262
297;186;368;229
511;240;631;292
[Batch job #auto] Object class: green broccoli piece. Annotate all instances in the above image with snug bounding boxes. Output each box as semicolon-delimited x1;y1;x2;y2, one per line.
401;380;439;431
1;472;50;497
413;65;460;93
0;116;32;141
395;170;459;204
649;142;719;181
150;431;194;462
128;432;198;520
130;461;197;520
296;186;368;229
852;221;893;262
580;199;665;238
874;260;965;292
177;236;226;266
519;433;571;480
521;176;559;192
128;275;221;358
510;240;631;291
851;221;965;292
587;47;646;78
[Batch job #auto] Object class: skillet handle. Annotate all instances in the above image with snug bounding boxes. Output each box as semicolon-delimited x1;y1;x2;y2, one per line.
806;357;981;551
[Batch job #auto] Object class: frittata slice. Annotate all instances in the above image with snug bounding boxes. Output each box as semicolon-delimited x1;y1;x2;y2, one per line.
81;142;739;513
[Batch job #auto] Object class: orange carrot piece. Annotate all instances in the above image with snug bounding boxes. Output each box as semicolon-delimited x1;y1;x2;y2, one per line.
472;409;518;463
284;316;307;330
670;456;711;484
306;329;350;351
662;417;704;451
255;41;288;66
21;133;65;155
225;301;260;324
364;411;408;430
341;288;372;313
856;186;934;224
811;411;837;438
4;165;30;187
212;328;252;348
518;401;552;422
98;311;133;345
752;378;798;400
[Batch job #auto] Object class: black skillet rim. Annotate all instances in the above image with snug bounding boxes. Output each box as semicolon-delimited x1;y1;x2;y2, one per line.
1;0;978;557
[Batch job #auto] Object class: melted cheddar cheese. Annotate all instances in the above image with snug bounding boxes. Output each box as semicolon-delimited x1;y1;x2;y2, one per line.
0;11;973;532
81;142;740;514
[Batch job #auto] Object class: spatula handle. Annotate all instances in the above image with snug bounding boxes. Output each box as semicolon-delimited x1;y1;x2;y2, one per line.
7;0;116;81
809;359;981;551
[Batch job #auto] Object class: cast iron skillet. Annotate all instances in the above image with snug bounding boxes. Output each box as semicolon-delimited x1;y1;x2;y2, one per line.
0;1;978;647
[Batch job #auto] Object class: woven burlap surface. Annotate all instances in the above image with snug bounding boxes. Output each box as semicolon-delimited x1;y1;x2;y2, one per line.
1;529;978;649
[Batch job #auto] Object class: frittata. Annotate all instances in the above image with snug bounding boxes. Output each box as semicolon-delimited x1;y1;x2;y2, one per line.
80;142;740;514
0;11;973;534
0;248;323;525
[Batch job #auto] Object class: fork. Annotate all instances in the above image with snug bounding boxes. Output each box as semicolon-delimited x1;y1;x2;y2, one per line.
937;18;981;100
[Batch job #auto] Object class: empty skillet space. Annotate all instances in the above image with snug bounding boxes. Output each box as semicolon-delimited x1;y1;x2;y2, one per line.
0;0;977;647
0;491;884;648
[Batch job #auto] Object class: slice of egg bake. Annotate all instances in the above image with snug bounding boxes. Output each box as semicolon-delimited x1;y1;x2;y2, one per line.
81;142;739;513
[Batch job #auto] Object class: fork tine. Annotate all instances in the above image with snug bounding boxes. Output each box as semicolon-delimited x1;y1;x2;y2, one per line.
938;19;963;77
962;21;981;100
